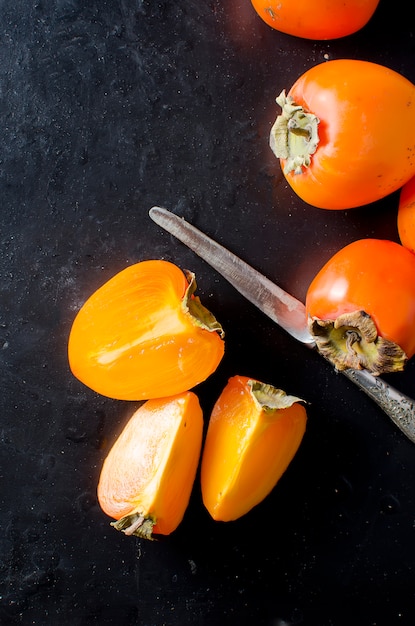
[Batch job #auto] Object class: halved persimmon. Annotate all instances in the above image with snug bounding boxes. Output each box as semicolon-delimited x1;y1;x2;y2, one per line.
200;375;307;522
68;260;225;400
97;392;204;539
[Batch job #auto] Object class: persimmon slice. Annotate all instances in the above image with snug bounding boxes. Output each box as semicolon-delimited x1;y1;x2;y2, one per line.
97;392;204;539
201;375;307;522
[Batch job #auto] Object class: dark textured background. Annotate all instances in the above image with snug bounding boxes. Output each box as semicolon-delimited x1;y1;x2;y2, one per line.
2;1;415;624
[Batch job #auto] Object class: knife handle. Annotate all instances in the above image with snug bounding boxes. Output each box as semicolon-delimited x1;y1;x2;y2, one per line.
341;368;415;442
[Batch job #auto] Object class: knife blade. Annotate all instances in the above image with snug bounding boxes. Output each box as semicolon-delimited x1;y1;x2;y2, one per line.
149;206;415;444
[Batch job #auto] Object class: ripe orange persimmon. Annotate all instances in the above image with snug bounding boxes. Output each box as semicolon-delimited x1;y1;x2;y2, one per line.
251;0;380;40
305;239;415;374
398;175;415;254
97;392;204;539
269;60;415;209
201;375;307;522
68;260;225;400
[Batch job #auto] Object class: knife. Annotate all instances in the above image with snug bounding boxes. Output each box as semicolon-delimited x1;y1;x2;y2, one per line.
149;206;415;444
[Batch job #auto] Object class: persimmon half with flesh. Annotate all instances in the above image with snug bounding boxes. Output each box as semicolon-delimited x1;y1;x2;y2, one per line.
97;392;204;540
201;375;307;522
68;260;225;400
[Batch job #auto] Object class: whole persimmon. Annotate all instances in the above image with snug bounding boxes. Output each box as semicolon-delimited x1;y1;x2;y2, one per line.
251;0;380;40
269;60;415;209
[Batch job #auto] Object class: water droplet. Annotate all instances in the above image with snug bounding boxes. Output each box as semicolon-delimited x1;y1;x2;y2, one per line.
380;494;401;515
333;474;354;500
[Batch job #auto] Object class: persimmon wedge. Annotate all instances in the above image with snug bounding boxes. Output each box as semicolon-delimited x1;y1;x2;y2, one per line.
68;260;225;400
97;392;204;540
201;376;307;522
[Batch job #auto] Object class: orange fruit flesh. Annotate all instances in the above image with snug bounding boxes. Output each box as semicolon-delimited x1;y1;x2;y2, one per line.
201;376;307;522
97;392;203;536
68;260;224;400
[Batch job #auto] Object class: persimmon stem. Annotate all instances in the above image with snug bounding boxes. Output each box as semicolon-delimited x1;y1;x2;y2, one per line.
345;329;361;353
123;515;145;536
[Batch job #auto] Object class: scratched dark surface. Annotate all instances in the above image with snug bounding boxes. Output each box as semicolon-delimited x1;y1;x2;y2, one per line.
1;1;415;625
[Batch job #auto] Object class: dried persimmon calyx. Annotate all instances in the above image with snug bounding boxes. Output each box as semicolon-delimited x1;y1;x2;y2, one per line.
248;380;305;411
111;512;155;540
308;310;407;375
183;270;225;337
269;90;320;175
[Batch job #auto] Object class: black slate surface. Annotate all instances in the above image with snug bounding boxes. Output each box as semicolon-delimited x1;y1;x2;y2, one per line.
2;1;415;625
